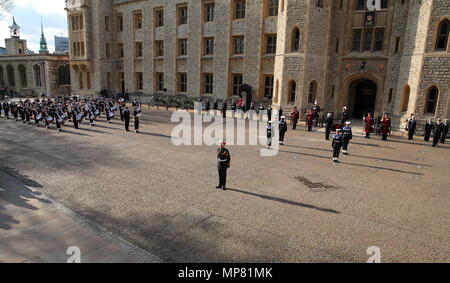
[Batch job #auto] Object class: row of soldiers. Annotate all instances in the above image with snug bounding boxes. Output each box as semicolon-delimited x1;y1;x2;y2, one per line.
0;97;143;134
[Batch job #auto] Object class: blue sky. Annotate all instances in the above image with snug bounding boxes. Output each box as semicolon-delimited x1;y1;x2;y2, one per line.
0;0;67;52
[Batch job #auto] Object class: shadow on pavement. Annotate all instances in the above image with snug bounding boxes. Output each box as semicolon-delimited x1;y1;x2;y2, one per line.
227;188;339;214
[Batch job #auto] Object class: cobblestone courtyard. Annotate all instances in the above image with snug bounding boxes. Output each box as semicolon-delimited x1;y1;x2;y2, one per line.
1;108;449;263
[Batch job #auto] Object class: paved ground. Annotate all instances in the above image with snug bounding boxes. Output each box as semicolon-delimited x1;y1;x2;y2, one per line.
0;108;449;263
0;169;161;263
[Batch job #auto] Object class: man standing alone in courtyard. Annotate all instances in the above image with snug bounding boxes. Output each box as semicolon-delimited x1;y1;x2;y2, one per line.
217;140;231;191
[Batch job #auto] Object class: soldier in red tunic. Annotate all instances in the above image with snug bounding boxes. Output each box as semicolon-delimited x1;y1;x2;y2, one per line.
291;106;300;130
364;113;374;139
380;114;391;141
306;109;314;132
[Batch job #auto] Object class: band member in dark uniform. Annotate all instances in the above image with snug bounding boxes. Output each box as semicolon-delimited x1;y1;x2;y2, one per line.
340;107;349;128
222;100;228;119
342;121;353;155
424;118;433;142
3;101;10;119
133;106;142;134
216;140;231;191
213;99;219;115
380;114;391;141
406;115;417;140
55;108;65;132
278;107;283;121
364;113;374;139
205;100;211;114
312;102;321;127
332;129;343;163
279;116;288;145
267;105;272;122
119;100;125;122
105;104;114;124
291;106;300;130
231;100;237;118
19;104;26;123
432;119;443;148
440;119;449;144
325;113;334;140
266;121;274;149
123;106;131;132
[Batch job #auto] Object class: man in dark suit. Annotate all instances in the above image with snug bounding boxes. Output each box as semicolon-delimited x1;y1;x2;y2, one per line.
424;118;433;142
432;118;443;148
407;115;417;140
123;106;131;132
216;140;231;191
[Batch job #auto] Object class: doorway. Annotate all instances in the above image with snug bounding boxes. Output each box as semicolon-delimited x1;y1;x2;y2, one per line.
349;78;377;119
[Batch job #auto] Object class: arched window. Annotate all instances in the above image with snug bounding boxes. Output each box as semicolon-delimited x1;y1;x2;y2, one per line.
435;20;449;51
425;86;439;114
308;81;317;104
19;65;27;88
401;84;410;112
292;28;300;52
7;65;15;87
289;81;296;103
0;66;4;87
58;65;71;85
33;65;42;88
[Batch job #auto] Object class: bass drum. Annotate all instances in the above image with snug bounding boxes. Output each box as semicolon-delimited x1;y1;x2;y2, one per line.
36;114;43;121
108;112;114;118
46;117;54;123
76;113;84;122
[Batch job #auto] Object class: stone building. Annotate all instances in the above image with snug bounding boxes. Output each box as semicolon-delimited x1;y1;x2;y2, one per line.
0;18;71;98
66;0;449;129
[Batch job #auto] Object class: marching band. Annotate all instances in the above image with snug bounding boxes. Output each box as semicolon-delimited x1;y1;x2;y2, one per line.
0;96;142;133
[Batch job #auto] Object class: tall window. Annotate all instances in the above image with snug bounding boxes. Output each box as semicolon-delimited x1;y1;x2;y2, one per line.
268;0;279;17
179;39;188;56
7;65;15;87
117;14;123;32
425;86;439;114
204;74;214;94
289;81;297;103
155;10;164;27
136;42;143;58
87;72;91;89
136;72;143;90
205;3;215;22
266;34;277;54
292;28;300;52
58;65;71;85
235;0;246;19
156;73;164;91
156;41;164;57
179;73;187;93
33;65;41;88
363;30;372;51
401;84;410;112
374;29;384;51
204;38;214;55
352;1;385;52
435;20;449;51
79;72;83;89
134;12;143;30
308;81;317;104
0;66;4;87
105;16;110;32
353;30;362;51
264;75;274;98
118;43;124;58
178;6;188;25
233;36;245;54
18;65;27;88
232;74;243;97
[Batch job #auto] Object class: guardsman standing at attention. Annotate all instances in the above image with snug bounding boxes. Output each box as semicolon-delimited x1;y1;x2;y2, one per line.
424;118;433;142
279;116;288;145
340;107;349;128
432;118;443;148
291;106;300;130
406;115;417;140
332;129;344;163
342;121;353;155
3;101;10;119
133;106;142;134
216;140;231;191
222;100;228;119
380;114;391;141
123;106;131;132
325;113;334;140
364;113;374;139
440;119;449;144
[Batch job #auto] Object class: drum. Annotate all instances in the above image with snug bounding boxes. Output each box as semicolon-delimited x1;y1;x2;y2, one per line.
95;110;100;116
58;118;65;124
111;106;117;111
76;113;84;122
36;114;42;121
108;112;114;118
46;117;54;123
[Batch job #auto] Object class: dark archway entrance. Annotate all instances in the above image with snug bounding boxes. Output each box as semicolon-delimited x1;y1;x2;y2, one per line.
349;79;377;119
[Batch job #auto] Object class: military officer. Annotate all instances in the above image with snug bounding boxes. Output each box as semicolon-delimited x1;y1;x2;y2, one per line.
216;140;231;191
